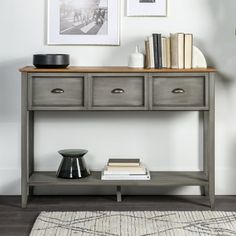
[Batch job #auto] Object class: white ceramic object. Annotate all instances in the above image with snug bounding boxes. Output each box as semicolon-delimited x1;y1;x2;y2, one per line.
192;46;207;68
128;46;144;68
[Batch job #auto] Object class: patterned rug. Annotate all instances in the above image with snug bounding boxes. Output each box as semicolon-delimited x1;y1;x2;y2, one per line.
30;211;236;236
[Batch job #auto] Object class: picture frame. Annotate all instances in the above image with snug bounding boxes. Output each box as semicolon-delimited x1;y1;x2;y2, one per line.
48;0;119;45
127;0;167;17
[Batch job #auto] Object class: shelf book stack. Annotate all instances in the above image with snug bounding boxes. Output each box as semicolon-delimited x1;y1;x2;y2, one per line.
145;32;193;69
101;158;150;180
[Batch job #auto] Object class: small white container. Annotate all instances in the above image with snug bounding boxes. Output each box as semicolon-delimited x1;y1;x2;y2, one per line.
128;46;144;68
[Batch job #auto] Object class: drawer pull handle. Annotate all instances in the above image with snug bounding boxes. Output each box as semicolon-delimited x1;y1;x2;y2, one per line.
172;88;185;94
51;88;64;94
111;88;125;94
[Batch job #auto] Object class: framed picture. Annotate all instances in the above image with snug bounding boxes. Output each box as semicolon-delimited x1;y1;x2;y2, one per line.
48;0;119;45
127;0;167;17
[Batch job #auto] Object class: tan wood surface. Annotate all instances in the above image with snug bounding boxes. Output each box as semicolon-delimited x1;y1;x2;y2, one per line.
19;66;216;73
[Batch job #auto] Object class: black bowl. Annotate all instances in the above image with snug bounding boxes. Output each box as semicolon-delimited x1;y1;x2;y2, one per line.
33;54;70;68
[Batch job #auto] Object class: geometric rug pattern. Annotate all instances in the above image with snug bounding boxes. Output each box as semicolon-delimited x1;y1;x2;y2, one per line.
30;211;236;236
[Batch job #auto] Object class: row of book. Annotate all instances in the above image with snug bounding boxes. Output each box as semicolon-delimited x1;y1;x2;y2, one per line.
101;158;150;180
145;33;193;69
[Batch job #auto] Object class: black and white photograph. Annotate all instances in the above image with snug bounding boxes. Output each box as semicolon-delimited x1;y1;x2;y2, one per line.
60;0;108;35
127;0;166;16
48;0;119;45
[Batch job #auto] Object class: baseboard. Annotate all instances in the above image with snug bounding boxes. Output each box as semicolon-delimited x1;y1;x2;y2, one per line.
0;168;21;195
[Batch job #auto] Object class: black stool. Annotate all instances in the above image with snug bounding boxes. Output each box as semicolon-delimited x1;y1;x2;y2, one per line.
57;149;90;179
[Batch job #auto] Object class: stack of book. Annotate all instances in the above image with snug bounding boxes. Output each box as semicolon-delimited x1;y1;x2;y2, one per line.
145;32;193;69
101;158;150;180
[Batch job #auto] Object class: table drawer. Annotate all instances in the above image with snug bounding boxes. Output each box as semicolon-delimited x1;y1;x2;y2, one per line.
90;75;146;109
29;74;85;108
152;76;206;107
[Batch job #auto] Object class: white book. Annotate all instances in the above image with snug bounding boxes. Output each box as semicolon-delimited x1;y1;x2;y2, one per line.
104;165;146;175
148;36;155;68
184;34;193;69
161;37;167;68
166;37;171;69
170;33;184;69
101;170;151;180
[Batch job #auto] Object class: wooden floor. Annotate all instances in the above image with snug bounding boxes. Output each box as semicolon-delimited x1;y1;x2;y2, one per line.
1;195;236;236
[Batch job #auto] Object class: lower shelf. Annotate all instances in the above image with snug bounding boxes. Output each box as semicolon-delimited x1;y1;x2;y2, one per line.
28;171;208;187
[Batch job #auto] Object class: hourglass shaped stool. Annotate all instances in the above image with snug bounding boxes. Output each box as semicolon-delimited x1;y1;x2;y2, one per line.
57;149;90;179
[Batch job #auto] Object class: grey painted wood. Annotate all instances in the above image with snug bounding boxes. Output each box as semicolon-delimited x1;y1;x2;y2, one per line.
148;73;153;110
28;171;208;187
21;72;29;208
21;70;215;208
28;73;86;109
204;73;209;107
29;112;34;177
88;73;148;110
116;186;122;202
207;73;215;209
148;106;208;111
92;76;144;106
28;112;34;197
152;76;205;106
29;106;87;111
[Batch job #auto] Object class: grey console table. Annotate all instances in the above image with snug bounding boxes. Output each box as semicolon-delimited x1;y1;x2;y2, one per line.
20;66;216;208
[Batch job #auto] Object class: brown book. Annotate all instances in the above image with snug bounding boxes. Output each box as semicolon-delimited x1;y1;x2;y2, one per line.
108;158;140;167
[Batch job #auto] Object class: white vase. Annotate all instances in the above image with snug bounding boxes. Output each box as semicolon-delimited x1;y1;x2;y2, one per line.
128;46;144;68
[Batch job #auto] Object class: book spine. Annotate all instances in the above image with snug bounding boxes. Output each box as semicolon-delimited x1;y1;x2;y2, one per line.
145;40;151;69
157;34;162;69
166;37;171;69
102;170;151;180
106;164;145;171
170;33;178;69
148;36;155;68
161;37;166;68
178;33;184;69
184;34;193;69
101;175;150;180
108;158;140;163
104;170;146;175
152;34;159;69
108;163;140;167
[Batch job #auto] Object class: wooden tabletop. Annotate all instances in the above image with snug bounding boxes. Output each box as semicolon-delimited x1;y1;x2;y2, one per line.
19;66;216;73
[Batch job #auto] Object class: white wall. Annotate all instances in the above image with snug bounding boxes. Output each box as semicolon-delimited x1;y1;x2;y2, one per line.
0;0;236;195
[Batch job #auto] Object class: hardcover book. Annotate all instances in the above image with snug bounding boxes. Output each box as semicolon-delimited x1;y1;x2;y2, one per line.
170;33;184;69
184;34;193;69
101;170;151;180
104;164;146;175
148;36;155;68
145;40;151;69
161;37;167;68
161;37;171;68
108;158;140;167
153;33;162;69
166;37;171;69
